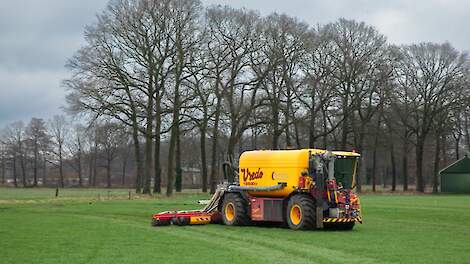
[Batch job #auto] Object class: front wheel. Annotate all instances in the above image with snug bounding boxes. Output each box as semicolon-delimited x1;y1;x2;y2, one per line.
221;193;250;226
286;194;316;230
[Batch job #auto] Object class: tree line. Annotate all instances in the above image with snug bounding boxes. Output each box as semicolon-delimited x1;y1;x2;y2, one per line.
1;0;469;194
0;117;132;188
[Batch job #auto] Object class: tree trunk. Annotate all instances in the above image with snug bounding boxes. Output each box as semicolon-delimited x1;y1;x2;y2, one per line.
415;138;425;192
78;144;82;187
251;126;258;150
154;93;162;193
33;142;38;186
78;155;82;187
322;107;328;149
391;143;397;192
43;158;47;186
143;67;154;194
356;150;365;193
1;155;5;185
153;144;162;193
354;126;366;193
167;129;177;196
88;153;93;186
59;146;64;188
13;156;18;187
293;120;301;149
341;101;349;150
20;147;26;187
106;161;111;188
383;168;387;188
442;134;448;166
372;144;378;192
200;127;208;193
465;116;470;151
124;86;143;193
143;123;153;194
175;126;182;192
433;134;441;193
131;126;142;193
122;152;128;186
285;97;292;148
272;102;280;149
93;137;98;186
371;118;381;192
341;118;348;150
402;132;409;191
209;97;222;194
227;133;237;160
308;91;316;148
166;83;181;196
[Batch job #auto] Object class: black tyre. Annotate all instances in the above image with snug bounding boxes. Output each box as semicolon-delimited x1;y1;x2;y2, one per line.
286;194;316;230
171;217;190;226
324;222;355;231
221;193;250;226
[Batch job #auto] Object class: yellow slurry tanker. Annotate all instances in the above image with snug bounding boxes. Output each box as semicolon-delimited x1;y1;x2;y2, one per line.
152;149;362;230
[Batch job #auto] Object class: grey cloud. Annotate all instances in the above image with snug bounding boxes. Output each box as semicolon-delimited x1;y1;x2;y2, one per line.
0;68;66;125
202;0;470;51
0;0;108;127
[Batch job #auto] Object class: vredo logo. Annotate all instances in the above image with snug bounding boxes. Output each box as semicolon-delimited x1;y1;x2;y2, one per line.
241;168;263;185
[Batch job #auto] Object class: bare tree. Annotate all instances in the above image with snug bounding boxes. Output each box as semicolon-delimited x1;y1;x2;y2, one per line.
0;142;6;185
255;13;309;149
96;122;126;188
25;118;50;186
2;122;27;187
165;0;203;196
321;19;388;151
392;43;468;192
119;135;132;186
298;26;340;148
66;124;87;186
184;50;213;192
49;115;69;188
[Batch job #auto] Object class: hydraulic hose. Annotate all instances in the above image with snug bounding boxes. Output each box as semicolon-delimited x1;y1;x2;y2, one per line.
228;183;286;192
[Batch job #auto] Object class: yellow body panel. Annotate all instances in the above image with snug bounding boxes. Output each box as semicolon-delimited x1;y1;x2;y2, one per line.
238;149;359;198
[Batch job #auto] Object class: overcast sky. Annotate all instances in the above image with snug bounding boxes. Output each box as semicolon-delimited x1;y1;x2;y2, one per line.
1;0;469;127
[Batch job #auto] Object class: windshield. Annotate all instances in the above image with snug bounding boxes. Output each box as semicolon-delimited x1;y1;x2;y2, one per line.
334;157;357;189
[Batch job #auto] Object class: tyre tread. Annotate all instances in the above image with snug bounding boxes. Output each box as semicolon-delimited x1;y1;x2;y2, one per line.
222;193;250;226
287;194;316;230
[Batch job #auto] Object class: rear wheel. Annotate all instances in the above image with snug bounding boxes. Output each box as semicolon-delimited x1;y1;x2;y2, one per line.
286;194;315;230
222;193;250;226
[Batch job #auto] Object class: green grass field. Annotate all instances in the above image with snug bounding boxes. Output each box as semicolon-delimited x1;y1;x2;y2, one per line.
0;188;469;264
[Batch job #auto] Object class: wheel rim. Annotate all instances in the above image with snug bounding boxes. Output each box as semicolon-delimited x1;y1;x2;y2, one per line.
225;202;235;221
290;204;302;225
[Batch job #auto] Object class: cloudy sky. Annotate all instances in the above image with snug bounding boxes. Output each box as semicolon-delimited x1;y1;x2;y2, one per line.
1;0;469;127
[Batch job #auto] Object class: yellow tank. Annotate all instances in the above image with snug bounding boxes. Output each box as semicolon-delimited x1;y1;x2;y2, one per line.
238;149;360;198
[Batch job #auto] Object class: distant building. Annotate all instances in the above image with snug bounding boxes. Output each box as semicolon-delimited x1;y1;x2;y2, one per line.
182;167;201;188
440;156;470;193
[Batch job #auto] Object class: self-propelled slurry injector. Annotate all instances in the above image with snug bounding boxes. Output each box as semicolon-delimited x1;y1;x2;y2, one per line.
152;149;362;230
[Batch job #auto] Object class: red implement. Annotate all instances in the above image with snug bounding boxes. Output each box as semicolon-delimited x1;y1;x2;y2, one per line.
151;210;221;226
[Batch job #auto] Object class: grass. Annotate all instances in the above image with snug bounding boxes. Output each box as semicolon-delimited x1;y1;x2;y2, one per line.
0;187;469;264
